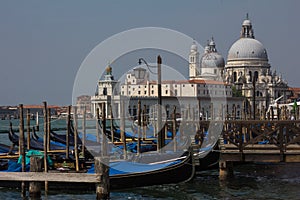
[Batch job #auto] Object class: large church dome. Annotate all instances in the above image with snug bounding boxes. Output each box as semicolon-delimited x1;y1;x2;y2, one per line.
228;38;268;61
227;15;268;62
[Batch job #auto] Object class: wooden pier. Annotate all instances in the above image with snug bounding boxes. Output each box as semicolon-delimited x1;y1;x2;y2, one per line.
1;101;300;198
218;120;300;180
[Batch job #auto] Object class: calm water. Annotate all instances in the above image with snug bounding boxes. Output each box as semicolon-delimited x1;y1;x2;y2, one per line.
1;119;300;199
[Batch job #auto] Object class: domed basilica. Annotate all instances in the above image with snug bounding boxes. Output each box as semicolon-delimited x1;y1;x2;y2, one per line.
189;14;289;114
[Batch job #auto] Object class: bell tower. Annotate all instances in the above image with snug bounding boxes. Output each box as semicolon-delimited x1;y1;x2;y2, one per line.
189;41;200;79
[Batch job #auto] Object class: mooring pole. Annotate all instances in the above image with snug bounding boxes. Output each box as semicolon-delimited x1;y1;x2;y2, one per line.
73;106;79;172
82;105;86;158
110;105;114;143
137;100;141;155
43;101;49;194
96;107;100;143
29;156;42;198
172;106;177;152
19;104;26;198
66;105;71;159
120;101;127;159
36;111;39;131
95;103;110;199
47;108;51;152
26;109;31;150
157;55;164;152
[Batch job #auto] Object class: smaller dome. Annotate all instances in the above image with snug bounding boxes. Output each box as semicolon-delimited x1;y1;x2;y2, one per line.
190;42;198;52
201;37;224;68
201;52;225;69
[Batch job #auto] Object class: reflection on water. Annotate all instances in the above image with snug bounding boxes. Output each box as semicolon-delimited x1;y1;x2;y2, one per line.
0;163;300;199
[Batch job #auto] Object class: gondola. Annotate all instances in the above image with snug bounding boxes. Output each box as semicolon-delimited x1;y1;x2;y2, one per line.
50;130;82;146
0;143;15;154
0;148;195;190
196;143;220;170
109;149;195;189
8;124;66;151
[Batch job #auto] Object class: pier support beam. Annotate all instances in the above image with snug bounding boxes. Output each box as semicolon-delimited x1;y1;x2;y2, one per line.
219;160;234;181
95;157;110;200
29;156;42;198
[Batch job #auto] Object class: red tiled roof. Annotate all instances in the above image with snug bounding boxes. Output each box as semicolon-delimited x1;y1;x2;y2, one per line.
147;79;228;85
23;105;60;109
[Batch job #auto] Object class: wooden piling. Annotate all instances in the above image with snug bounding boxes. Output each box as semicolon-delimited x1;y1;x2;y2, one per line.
66;105;71;159
29;156;42;198
101;103;107;156
36;112;39;131
137;100;141;155
95;157;110;200
172;106;177;152
210;103;213;120
47;108;51;152
219;160;234;181
109;105;114;143
73;106;79;172
82;105;86;158
19;104;26;198
26;109;31;150
42;101;48;193
142;105;147;140
96;108;100;143
120;101;127;159
95;103;110;199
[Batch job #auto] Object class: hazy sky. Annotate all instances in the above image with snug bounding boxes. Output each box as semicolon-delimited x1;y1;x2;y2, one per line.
0;0;299;105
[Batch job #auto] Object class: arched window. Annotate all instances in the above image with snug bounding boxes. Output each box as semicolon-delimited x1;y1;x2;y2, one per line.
128;106;132;115
249;71;252;82
254;71;259;82
233;72;237;82
133;105;137;119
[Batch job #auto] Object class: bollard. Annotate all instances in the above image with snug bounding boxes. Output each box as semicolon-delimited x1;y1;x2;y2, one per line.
95;157;110;200
29;156;42;198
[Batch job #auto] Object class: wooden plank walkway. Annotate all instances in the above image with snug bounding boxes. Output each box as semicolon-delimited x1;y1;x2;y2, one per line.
0;172;100;183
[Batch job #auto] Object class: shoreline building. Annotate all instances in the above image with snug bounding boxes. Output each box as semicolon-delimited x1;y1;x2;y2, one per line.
91;15;291;120
91;42;243;120
224;15;289;116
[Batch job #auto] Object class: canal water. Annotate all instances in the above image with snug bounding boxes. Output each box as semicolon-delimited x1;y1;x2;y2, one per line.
0;119;299;199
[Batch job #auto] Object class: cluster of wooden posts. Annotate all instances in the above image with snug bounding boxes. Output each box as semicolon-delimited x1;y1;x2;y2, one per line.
0;102;111;199
0;100;186;199
1;99;300;198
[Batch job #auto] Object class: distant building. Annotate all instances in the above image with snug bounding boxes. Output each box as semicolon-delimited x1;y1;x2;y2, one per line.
91;15;293;120
288;87;300;101
76;95;92;117
92;63;243;120
189;37;225;81
224;15;289;114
